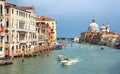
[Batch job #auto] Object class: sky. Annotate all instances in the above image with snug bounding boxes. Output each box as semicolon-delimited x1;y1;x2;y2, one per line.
6;0;120;38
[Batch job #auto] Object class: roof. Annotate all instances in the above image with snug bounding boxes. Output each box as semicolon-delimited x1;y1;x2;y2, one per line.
5;2;16;7
36;16;55;21
5;2;32;13
17;6;35;11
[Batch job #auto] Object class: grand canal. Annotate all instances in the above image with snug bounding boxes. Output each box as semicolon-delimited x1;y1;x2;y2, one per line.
0;43;120;74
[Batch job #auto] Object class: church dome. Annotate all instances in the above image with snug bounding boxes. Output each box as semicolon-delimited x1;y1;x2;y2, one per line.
88;19;99;32
100;25;106;31
101;25;106;29
100;24;110;32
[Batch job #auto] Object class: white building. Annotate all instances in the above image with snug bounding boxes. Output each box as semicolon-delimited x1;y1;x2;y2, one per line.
4;2;36;57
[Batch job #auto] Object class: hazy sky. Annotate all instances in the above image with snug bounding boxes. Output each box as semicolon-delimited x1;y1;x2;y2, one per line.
6;0;120;38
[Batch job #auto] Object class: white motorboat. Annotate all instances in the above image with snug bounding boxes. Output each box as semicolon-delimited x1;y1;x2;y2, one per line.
61;58;76;66
57;55;78;66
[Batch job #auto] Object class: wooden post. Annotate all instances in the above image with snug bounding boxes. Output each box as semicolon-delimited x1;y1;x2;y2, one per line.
47;41;50;56
11;46;14;60
41;45;44;57
22;46;25;62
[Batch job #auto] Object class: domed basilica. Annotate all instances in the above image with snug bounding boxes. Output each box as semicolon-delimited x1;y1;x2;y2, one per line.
88;19;99;32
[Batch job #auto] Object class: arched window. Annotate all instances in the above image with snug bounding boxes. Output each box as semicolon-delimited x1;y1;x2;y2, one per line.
6;20;9;28
0;5;3;15
7;35;9;41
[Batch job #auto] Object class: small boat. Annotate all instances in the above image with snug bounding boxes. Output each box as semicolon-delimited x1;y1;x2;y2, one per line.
114;44;120;49
0;51;13;66
61;58;76;66
0;57;13;66
101;47;104;50
51;45;63;50
57;55;64;61
55;45;62;49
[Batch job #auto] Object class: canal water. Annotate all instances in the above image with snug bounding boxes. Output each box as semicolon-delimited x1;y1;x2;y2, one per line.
0;43;120;74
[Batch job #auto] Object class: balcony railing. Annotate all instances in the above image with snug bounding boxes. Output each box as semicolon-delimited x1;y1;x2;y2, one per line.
19;40;27;43
29;38;37;42
17;28;28;32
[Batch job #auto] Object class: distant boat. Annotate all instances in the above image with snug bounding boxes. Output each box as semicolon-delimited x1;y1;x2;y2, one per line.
100;47;104;50
114;44;120;49
51;45;62;50
0;57;13;66
55;45;62;49
0;51;13;66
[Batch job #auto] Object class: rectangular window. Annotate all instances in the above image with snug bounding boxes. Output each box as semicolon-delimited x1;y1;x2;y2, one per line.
0;5;3;15
38;28;40;33
0;47;2;51
16;45;18;49
6;20;9;27
17;10;18;15
0;19;2;28
6;8;9;14
12;9;14;14
12;19;13;28
0;38;2;43
26;14;27;18
7;36;9;41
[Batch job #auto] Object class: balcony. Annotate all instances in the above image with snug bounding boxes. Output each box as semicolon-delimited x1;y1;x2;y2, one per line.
17;28;28;32
29;38;37;42
29;30;36;33
38;40;44;43
19;40;27;43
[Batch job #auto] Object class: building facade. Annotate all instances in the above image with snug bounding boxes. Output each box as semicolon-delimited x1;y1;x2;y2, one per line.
4;2;36;57
0;1;58;57
0;0;5;58
36;16;57;44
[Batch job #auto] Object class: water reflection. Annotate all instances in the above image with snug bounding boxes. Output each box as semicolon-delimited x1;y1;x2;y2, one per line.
0;43;120;74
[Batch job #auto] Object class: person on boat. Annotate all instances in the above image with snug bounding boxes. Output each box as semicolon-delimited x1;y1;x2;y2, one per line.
63;58;70;61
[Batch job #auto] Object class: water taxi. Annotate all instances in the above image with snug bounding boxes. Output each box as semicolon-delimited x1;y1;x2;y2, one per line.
61;58;76;66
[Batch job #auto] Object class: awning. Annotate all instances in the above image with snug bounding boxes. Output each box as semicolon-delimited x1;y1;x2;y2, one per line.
19;32;26;34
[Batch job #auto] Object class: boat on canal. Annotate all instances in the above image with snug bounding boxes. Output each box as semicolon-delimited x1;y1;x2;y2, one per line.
61;58;77;66
57;55;64;61
114;44;120;49
0;58;13;66
0;51;13;66
100;47;104;50
57;55;77;66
